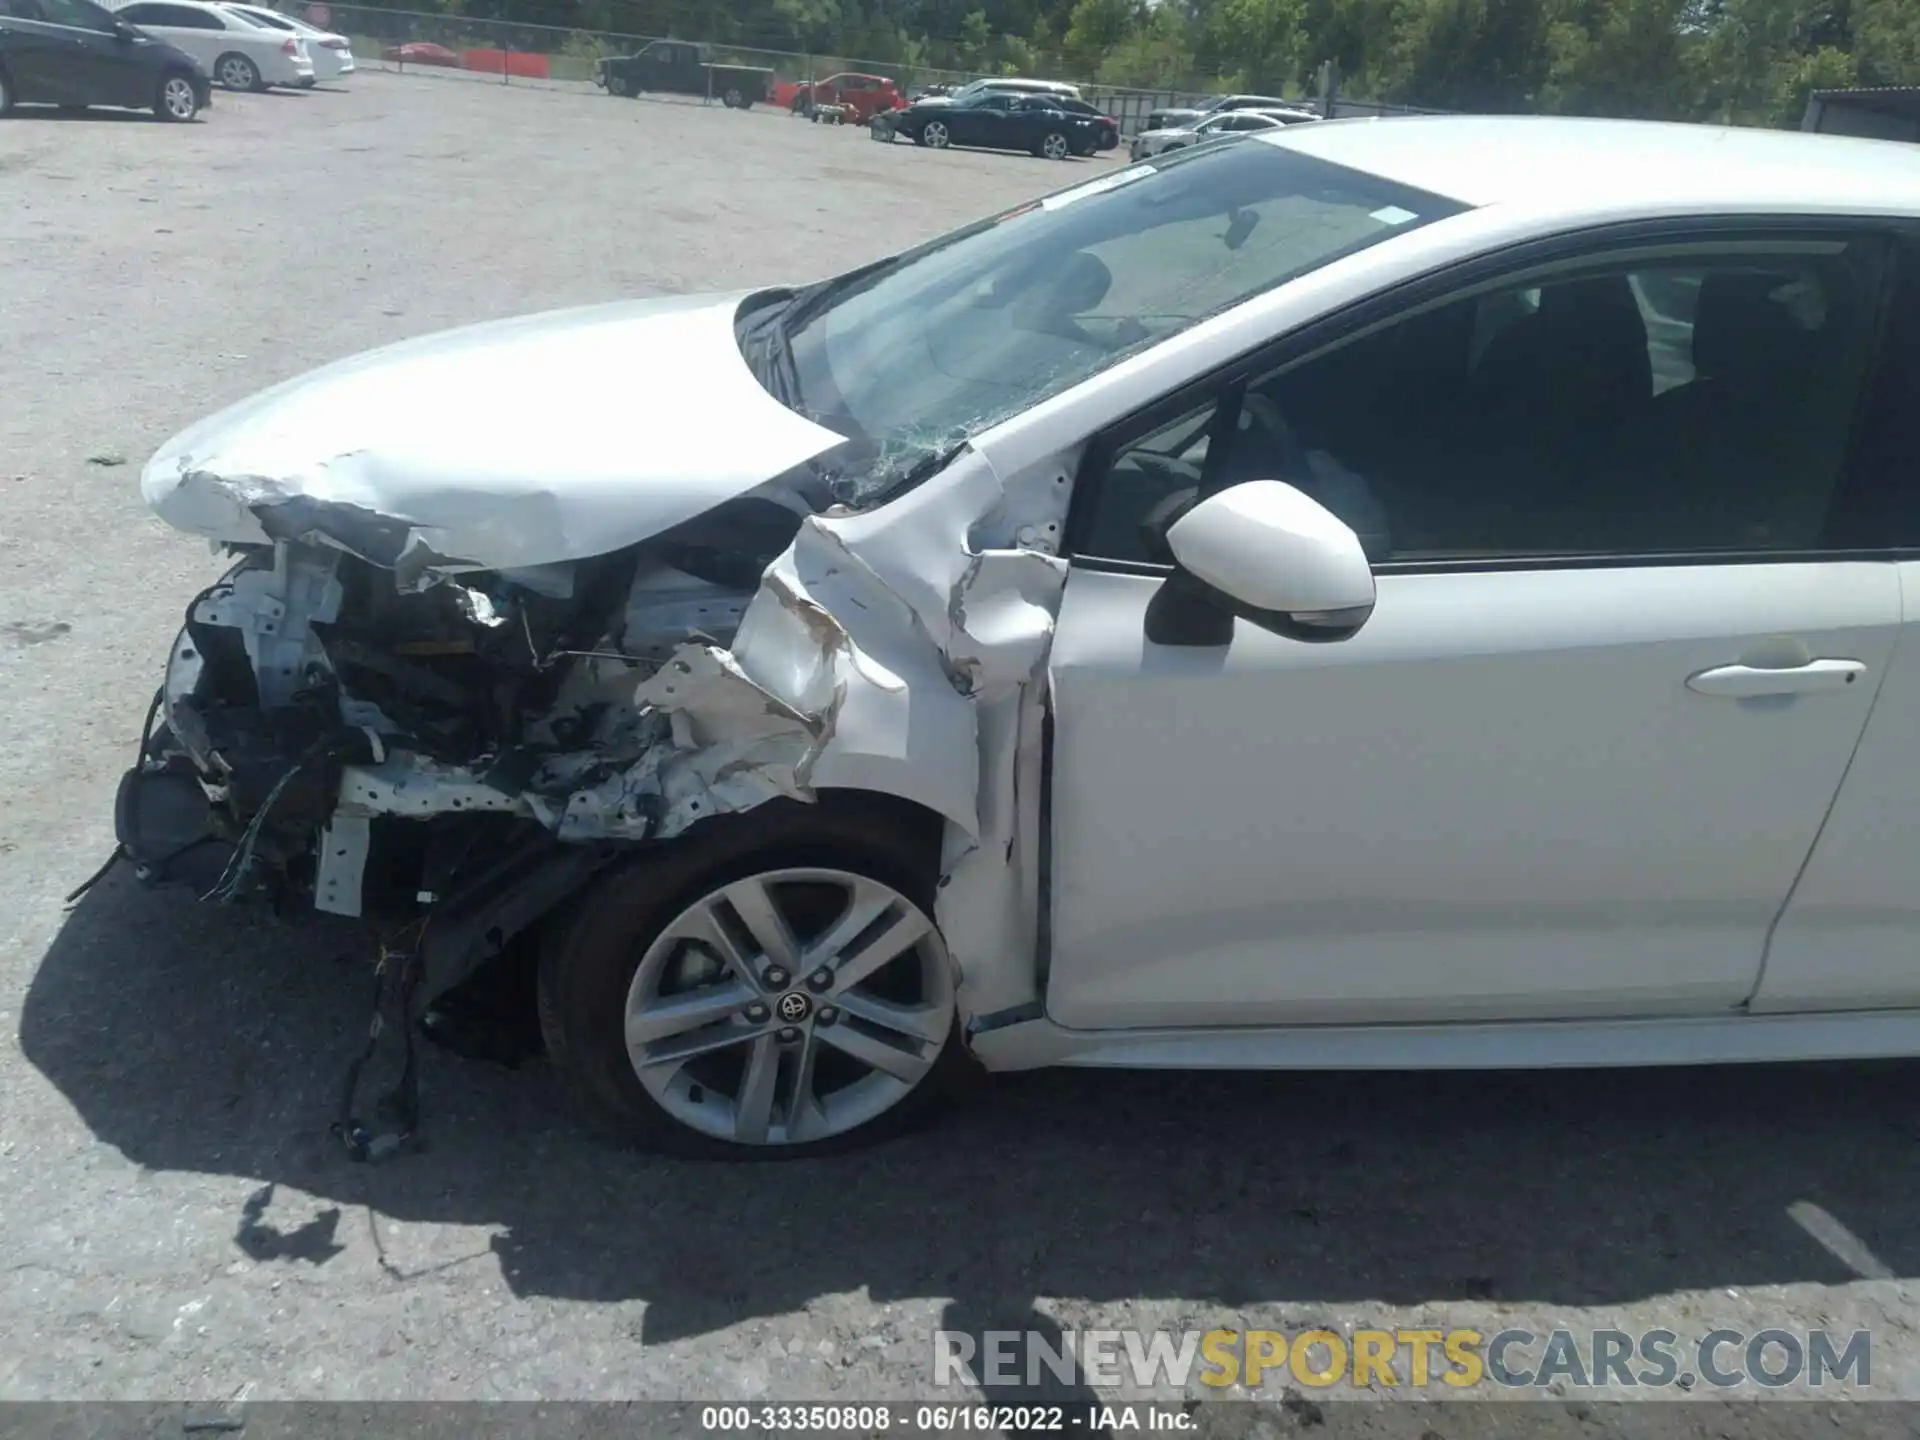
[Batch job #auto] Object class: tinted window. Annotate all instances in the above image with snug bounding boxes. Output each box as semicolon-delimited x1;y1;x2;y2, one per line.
1079;237;1889;564
1829;236;1920;549
15;0;116;26
130;3;219;24
231;6;295;27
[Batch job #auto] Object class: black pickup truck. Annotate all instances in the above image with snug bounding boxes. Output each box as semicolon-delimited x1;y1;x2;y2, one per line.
594;40;773;108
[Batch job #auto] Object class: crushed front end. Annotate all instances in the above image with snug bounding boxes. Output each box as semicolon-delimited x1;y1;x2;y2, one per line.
114;486;819;1001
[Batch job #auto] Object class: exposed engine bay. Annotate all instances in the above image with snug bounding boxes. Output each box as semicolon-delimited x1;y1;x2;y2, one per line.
116;477;830;1008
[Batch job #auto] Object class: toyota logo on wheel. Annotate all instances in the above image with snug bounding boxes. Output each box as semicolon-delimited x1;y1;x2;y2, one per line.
777;991;813;1023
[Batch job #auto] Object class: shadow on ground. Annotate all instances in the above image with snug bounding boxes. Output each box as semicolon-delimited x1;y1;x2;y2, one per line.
21;870;1920;1348
6;106;158;122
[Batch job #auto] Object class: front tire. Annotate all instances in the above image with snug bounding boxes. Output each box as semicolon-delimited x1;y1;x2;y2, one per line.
921;119;949;148
215;52;262;92
0;68;15;117
607;72;630;97
155;72;200;121
540;798;967;1159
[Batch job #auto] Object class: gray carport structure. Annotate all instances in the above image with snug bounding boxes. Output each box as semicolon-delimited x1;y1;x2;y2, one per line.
1802;86;1920;143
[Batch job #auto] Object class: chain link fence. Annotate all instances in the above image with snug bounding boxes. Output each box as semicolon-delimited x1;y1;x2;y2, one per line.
303;3;1443;135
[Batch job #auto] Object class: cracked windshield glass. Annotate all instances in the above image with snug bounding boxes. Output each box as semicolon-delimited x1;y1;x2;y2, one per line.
746;139;1466;503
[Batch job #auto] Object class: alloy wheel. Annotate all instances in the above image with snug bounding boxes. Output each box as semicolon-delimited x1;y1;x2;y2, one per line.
1042;131;1070;160
725;86;744;108
162;76;198;119
218;55;257;90
623;867;954;1147
923;120;949;148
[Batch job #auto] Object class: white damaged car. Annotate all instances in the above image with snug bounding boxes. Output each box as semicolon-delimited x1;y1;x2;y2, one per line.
123;117;1920;1158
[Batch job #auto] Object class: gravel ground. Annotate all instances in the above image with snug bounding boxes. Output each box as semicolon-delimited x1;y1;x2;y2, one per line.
5;70;1920;1433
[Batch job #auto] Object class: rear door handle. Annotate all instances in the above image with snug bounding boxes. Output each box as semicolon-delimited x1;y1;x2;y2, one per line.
1686;659;1867;697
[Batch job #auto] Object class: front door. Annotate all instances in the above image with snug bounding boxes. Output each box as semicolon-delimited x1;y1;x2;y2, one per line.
1;0;90;103
1045;227;1903;1031
61;0;150;107
948;93;1011;147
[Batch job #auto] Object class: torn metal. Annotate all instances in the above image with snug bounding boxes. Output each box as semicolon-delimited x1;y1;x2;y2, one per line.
123;316;1074;1026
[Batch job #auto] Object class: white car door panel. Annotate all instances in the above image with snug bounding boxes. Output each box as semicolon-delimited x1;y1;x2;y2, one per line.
1755;563;1920;1011
1043;227;1902;1031
1047;562;1896;1029
1753;246;1920;1013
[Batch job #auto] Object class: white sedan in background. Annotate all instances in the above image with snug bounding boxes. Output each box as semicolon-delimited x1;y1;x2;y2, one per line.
219;2;352;80
112;0;311;90
1130;106;1319;161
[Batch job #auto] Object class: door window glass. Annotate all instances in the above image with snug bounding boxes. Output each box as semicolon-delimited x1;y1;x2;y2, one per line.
1078;237;1888;564
1828;236;1920;549
23;0;116;27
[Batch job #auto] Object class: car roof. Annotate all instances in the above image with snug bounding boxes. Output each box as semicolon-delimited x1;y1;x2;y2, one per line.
1262;114;1920;216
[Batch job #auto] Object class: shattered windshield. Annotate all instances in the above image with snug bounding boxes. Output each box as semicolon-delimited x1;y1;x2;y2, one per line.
741;138;1469;506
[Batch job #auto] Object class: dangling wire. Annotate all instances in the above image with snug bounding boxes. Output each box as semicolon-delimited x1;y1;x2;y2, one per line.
65;684;167;906
200;730;355;905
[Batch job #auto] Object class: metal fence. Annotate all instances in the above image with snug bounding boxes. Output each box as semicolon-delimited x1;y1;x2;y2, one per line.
307;3;1443;135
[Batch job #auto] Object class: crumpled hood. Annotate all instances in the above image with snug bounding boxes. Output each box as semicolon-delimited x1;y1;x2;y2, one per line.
141;291;849;573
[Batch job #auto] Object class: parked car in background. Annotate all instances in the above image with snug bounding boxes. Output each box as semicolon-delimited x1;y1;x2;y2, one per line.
889;88;1100;158
1144;92;1299;133
1129;106;1318;161
219;2;350;80
783;71;903;123
1057;95;1119;150
380;39;456;67
0;0;209;117
918;75;1081;106
111;0;310;89
594;39;771;108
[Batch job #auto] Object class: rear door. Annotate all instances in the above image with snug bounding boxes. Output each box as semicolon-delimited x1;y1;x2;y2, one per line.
114;1;213;67
1754;231;1920;1012
1046;223;1903;1030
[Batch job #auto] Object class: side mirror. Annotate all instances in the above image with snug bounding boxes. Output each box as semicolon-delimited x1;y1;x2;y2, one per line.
1145;480;1376;647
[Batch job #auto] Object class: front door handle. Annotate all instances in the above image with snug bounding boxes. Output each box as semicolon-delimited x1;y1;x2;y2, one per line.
1686;659;1867;697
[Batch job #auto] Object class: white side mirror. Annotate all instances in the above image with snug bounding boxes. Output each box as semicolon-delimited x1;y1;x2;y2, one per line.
1151;480;1376;646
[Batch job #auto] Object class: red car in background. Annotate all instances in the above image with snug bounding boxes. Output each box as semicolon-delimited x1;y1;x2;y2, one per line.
381;41;460;67
779;72;904;123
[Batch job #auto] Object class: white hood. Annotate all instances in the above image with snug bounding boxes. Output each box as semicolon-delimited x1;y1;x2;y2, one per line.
141;291;848;573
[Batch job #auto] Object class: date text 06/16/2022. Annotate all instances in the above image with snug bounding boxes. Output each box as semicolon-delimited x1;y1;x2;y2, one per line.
698;1404;1197;1432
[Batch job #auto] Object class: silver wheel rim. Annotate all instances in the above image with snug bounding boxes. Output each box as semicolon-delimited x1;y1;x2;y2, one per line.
624;867;954;1147
219;56;252;88
925;121;947;147
1044;133;1068;159
726;87;742;107
163;78;195;117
